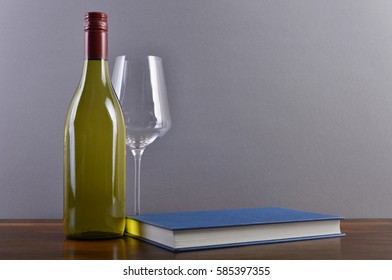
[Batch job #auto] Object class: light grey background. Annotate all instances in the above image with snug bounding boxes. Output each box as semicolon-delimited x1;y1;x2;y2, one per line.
1;0;392;218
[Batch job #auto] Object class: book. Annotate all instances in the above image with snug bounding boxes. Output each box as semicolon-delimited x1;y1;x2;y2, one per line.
125;207;345;252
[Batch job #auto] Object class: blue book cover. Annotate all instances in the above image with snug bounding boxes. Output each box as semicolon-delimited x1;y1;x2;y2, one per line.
126;207;345;251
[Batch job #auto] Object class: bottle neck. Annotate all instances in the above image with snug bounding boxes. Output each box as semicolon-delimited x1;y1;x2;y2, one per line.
80;60;111;87
84;30;108;60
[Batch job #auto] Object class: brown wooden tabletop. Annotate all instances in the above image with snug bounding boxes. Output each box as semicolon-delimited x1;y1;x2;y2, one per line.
0;219;391;259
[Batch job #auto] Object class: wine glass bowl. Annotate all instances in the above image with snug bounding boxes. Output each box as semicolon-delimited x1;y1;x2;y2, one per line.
112;55;171;215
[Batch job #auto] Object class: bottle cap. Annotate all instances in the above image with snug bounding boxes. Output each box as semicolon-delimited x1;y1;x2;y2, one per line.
84;12;108;32
84;12;108;60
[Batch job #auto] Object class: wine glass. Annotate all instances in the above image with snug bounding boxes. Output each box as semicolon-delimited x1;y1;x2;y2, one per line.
112;55;171;215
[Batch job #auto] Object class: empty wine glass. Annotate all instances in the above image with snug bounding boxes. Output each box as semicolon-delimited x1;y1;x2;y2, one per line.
112;55;171;215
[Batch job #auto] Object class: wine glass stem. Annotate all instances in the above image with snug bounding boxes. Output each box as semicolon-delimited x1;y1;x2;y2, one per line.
131;148;145;215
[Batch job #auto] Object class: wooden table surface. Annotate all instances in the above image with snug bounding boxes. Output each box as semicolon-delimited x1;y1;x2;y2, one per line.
0;219;391;260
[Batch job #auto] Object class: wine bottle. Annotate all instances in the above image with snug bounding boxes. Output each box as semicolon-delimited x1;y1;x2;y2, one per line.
63;12;126;239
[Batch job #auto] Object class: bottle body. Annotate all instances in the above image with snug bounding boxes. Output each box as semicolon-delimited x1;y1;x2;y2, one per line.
64;59;126;239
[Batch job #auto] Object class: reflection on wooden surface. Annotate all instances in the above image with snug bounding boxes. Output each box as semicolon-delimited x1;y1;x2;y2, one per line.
0;219;391;259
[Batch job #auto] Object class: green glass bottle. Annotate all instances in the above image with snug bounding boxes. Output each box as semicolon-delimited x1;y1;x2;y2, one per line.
63;12;126;239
